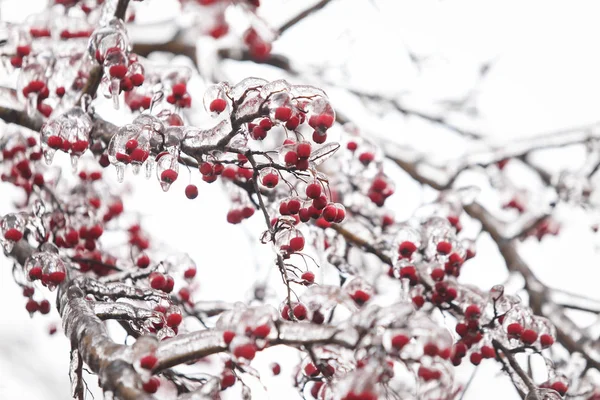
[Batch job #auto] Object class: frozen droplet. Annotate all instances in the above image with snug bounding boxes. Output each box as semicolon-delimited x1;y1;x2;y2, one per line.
260;79;290;98
110;78;120;109
156;153;178;192
43;148;56;165
116;164;125;183
310;142;340;166
231;77;268;100
70;154;79;172
203;82;229;114
145;158;154;179
291;85;327;99
306;97;335;134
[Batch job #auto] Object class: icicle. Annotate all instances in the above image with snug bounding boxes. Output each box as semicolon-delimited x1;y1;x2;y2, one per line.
116;164;125;183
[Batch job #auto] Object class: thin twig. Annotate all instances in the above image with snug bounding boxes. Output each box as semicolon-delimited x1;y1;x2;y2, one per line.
278;0;334;34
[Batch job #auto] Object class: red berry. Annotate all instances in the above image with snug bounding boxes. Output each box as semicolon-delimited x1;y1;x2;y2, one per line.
412;295;425;308
436;241;452;255
166;312;182;327
140;354;158;369
184;267;196;279
28;80;45;93
550;382;568;395
540;334;554;348
271;363;281;375
391;334;410;350
88;225;103;239
455;323;468;337
150;273;166;290
55;87;66;97
398;241;417;258
130;73;144;86
470;352;482;365
252;324;271;338
274;106;292;121
304;363;319;377
507;323;523;337
223;330;236;345
289;237;305;252
293;304;307;320
520;329;538;345
297;143;312;159
286;115;300;130
227;209;243;224
306;183;322;199
29;266;43;280
262;173;279;188
163;276;174;293
17;45;31;57
312;131;327;144
136;254;150;268
358;152;374;165
287;199;301;214
38;299;50;314
221;372;236;389
48;271;66;284
10;56;22;68
4;228;23;242
464;305;481;320
430;268;445;281
47;135;63;149
160;169;178;184
301;271;315;283
284;151;298;165
481;345;496;359
109;64;128;79
172;83;187;97
322;204;337;222
423;342;439;357
142;377;160;393
26;299;38;313
351;290;370;306
259;118;272;130
210;98;227;113
185;184;198;199
233;343;256;360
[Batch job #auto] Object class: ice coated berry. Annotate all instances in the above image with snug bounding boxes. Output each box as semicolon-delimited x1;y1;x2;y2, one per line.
293;303;307;320
109;64;128;79
391;334;410;350
140;355;158;369
4;228;23;242
210;98;227;113
507;323;523;337
520;329;538;345
540;334;554;348
305;183;322;199
301;271;315;283
223;330;236;345
161;169;178;184
436;241;452;255
275;106;292;121
233;343;257;360
289;237;305;252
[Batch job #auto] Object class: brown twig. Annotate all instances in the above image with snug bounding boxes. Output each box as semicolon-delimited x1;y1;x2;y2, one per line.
278;0;334;35
493;339;537;400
